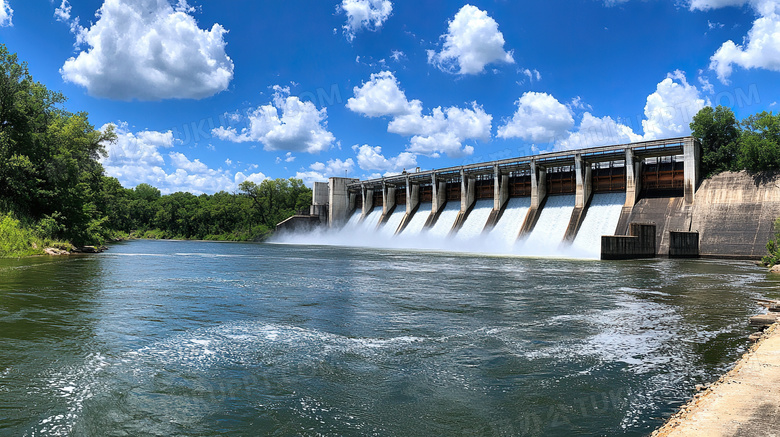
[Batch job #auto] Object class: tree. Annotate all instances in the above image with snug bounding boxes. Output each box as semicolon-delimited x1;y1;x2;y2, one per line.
690;106;740;177
737;111;780;172
239;178;312;228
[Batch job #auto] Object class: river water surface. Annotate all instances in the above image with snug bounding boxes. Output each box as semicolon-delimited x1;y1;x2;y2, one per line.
1;240;778;436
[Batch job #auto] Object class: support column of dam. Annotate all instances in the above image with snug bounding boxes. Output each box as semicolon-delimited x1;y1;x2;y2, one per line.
616;148;641;235
564;154;593;241
361;185;374;218
425;173;447;228
519;160;547;237
683;137;700;205
396;176;420;234
328;177;358;228
451;169;476;234
485;164;510;231
378;183;397;225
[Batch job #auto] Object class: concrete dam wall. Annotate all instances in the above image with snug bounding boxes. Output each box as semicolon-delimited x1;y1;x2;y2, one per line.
691;171;780;258
288;137;780;260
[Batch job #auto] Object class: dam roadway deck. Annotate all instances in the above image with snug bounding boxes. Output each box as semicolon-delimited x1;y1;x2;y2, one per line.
652;322;780;436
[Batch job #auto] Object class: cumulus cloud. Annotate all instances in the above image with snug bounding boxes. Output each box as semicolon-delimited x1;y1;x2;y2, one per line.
348;71;492;158
60;0;233;100
54;0;71;22
641;70;707;140
497;92;575;143
556;113;642;150
427;4;514;75
339;0;392;41
352;144;417;172
295;159;355;187
346;71;418;117
0;0;12;27
709;1;780;83
529;72;707;151
101;122;264;194
213;86;336;154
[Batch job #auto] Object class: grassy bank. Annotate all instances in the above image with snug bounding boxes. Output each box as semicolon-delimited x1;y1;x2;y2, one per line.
0;213;72;258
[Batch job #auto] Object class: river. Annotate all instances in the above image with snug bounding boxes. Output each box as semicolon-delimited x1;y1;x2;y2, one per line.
0;240;777;436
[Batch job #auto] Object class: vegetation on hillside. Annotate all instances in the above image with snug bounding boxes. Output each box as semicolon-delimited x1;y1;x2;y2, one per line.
764;219;780;268
0;45;310;257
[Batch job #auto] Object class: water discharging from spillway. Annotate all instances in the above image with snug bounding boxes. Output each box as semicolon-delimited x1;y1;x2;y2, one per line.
521;194;575;250
455;199;494;240
571;192;625;253
380;207;406;236
278;193;618;259
402;202;432;235
426;202;460;238
488;197;531;249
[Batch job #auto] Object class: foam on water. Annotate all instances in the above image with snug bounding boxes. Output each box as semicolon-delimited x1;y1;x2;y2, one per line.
453;199;493;240
571;192;625;257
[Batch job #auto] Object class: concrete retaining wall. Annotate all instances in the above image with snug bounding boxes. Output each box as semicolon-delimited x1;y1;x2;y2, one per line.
669;231;699;258
690;171;780;258
602;223;656;260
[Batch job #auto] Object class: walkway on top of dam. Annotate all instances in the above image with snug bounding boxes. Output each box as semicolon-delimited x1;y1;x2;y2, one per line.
349;136;691;188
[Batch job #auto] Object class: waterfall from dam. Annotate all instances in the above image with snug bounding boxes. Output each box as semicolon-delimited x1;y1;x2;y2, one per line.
571;192;624;254
402;202;432;235
380;207;406;236
489;197;531;246
522;194;576;248
426;203;461;238
455;199;494;240
359;208;383;232
281;193;623;259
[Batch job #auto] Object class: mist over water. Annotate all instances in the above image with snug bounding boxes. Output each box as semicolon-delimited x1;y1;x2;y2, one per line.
1;240;775;436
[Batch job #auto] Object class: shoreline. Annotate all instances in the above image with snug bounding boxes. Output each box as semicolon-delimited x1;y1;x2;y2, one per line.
651;319;780;436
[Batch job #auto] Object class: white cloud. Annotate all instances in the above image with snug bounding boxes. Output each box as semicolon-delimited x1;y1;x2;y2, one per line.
391;50;405;62
0;0;12;27
347;71;418;117
707;20;725;30
389;103;492;158
213;86;335;154
427;4;514;75
497;92;575;143
352;144;417;172
697;71;715;94
348;71;491;158
641;70;708;140
55;0;71;22
61;0;233;100
101;122;264;194
339;0;392;41
710;3;780;83
556;113;642;150
225;158;233;166
295;159;355;187
689;0;750;11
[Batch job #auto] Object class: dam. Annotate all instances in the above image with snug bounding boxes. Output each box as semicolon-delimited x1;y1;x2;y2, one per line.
282;136;780;259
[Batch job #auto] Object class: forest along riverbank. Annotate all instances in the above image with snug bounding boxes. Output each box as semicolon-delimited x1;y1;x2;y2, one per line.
652;303;780;436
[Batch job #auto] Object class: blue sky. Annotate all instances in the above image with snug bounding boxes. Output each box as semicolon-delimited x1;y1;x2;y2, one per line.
1;0;778;193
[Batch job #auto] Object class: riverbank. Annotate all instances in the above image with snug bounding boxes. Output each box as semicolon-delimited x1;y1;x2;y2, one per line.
652;319;780;436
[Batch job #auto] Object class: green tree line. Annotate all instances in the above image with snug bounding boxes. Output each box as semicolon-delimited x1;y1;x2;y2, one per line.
0;45;310;257
690;105;780;177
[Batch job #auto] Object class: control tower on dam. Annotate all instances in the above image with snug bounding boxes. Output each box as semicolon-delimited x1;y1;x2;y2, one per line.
282;136;779;259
